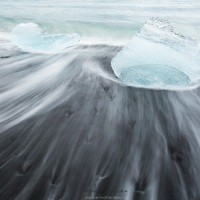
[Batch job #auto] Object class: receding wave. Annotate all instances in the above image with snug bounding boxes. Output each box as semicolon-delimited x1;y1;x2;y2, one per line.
1;14;200;200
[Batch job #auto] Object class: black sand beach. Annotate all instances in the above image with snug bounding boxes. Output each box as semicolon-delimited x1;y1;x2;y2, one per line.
0;45;200;200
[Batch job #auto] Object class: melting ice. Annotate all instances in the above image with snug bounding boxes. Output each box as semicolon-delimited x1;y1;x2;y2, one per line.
11;23;80;53
111;17;200;89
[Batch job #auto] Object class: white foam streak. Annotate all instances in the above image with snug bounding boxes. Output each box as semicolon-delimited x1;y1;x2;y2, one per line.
0;54;76;132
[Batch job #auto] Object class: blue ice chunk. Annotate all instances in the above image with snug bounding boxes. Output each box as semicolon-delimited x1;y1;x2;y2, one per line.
111;17;200;89
11;23;80;53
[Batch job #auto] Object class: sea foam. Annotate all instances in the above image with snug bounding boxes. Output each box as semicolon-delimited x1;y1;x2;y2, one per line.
11;23;80;53
111;17;200;89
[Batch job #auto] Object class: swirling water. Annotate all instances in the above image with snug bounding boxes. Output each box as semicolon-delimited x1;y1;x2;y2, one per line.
1;1;200;200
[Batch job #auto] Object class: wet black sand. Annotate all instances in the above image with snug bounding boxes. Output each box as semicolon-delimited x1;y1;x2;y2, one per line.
0;45;200;200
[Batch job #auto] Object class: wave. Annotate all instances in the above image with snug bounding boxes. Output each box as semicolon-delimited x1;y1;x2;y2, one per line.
1;39;200;200
2;16;200;200
0;34;121;132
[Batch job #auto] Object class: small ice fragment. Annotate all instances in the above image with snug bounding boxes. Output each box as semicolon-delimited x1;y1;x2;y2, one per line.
11;23;80;53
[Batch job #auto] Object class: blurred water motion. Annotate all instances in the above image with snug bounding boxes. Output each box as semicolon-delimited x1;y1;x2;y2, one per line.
1;1;200;200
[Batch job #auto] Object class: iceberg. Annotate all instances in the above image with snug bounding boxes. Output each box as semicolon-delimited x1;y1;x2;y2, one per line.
11;23;80;53
111;17;200;89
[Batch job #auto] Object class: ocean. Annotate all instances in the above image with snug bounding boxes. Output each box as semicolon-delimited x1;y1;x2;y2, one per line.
1;0;200;40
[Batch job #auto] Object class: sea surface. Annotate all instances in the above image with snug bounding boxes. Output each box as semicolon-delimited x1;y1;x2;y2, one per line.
1;0;200;40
